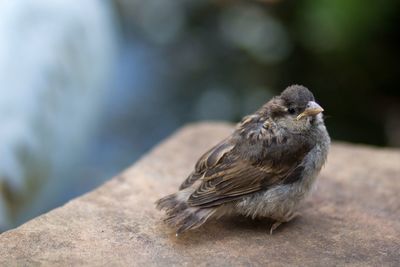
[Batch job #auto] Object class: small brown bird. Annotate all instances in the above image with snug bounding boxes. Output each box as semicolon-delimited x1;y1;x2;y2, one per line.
156;85;330;235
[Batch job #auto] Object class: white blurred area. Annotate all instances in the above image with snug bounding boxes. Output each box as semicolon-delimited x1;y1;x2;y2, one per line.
0;0;118;230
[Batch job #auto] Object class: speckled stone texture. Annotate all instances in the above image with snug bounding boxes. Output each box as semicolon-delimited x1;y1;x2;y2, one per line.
0;122;399;267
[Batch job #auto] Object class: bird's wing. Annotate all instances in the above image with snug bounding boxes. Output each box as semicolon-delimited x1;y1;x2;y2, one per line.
187;132;311;208
179;139;235;190
187;156;302;208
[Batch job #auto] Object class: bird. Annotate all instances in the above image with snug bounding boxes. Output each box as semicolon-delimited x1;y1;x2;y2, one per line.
156;85;330;235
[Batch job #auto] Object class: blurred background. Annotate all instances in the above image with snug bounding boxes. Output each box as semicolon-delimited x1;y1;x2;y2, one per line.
0;0;399;231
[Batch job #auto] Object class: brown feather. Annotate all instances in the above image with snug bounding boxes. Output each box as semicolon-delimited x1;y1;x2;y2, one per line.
179;139;234;190
186;114;313;208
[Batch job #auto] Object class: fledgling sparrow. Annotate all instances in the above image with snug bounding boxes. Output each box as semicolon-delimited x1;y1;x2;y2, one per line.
156;85;330;235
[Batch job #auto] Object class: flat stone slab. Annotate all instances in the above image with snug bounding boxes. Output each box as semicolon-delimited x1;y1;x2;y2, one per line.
1;122;399;266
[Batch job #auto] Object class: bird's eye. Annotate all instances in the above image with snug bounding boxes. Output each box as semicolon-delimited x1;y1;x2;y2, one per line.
288;107;296;115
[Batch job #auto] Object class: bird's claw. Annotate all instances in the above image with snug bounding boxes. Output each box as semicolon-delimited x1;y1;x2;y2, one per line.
269;221;282;235
269;212;301;234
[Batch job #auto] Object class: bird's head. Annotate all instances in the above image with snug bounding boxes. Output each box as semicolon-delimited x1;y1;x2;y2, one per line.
263;85;325;132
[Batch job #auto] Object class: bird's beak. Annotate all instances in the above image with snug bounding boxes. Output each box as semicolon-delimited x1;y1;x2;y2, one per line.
296;101;324;120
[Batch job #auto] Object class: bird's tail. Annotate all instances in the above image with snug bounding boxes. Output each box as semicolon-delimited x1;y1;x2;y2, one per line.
155;190;215;235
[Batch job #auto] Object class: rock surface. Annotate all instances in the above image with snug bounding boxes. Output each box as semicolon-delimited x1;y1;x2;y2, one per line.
0;122;399;266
